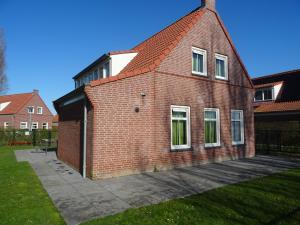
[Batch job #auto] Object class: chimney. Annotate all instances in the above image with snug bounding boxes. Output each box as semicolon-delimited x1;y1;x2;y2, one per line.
201;0;216;11
33;89;39;94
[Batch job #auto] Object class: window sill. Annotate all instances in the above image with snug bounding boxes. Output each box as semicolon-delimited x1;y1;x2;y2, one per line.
192;72;208;77
232;143;245;146
204;144;221;149
215;76;228;81
170;147;193;152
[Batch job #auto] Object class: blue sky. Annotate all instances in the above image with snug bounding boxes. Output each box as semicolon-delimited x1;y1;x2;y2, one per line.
0;0;299;114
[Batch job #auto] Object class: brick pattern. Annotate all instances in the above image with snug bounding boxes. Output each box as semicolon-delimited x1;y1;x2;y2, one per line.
59;8;255;179
0;93;53;129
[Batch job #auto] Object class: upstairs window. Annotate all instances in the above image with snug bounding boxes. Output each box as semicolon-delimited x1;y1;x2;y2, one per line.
103;62;110;78
231;110;244;145
192;47;207;76
204;108;220;147
254;88;274;102
171;106;191;150
28;106;34;114
215;53;228;80
37;107;43;114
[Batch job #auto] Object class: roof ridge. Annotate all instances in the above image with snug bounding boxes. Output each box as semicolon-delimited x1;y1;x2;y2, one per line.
252;68;300;81
132;7;202;51
0;92;33;98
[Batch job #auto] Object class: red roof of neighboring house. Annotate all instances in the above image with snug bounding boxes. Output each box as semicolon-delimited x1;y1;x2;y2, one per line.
0;92;34;115
254;100;300;113
90;6;252;88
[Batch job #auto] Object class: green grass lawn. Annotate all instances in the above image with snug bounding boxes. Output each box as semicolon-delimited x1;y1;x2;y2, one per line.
1;145;299;225
84;169;300;225
0;146;65;225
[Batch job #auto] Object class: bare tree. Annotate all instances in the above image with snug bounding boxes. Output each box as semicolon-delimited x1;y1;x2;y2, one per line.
0;29;7;93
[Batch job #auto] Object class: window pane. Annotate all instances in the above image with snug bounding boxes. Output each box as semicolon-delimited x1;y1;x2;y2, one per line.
205;121;217;144
193;52;203;73
255;90;263;101
172;120;187;145
172;111;186;118
232;111;240;120
205;111;216;119
216;59;225;77
232;121;241;142
264;89;273;100
93;70;99;80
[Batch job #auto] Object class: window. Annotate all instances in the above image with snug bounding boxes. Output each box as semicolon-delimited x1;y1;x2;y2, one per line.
204;108;220;147
231;110;244;145
171;106;191;150
4;122;9;129
254;88;274;102
31;122;38;130
93;70;99;80
42;122;48;130
20;122;28;129
37;107;43;114
215;53;228;80
103;62;110;78
192;47;207;76
28;106;34;114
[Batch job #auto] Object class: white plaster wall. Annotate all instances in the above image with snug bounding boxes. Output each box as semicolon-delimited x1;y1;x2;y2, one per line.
110;53;138;76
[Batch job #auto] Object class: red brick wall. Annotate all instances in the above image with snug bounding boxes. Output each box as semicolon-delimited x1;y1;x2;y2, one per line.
83;9;254;179
57;99;93;177
85;72;156;179
151;10;255;168
0;93;53;129
61;9;254;179
57;100;83;172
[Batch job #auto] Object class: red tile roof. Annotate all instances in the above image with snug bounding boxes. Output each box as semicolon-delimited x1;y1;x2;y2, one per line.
90;6;253;88
254;100;300;113
0;92;34;115
90;7;205;87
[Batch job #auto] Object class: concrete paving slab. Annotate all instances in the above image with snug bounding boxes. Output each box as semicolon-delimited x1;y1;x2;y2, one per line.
15;150;300;225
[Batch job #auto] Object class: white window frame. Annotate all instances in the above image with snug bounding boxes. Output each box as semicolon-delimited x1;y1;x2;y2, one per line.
42;122;48;130
204;108;220;147
4;122;9;129
28;106;34;114
254;88;274;102
171;105;191;150
20;122;28;129
37;107;43;114
231;110;245;145
31;122;38;130
215;53;228;80
192;47;207;76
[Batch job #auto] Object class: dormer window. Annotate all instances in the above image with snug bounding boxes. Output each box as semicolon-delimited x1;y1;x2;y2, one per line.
254;88;274;102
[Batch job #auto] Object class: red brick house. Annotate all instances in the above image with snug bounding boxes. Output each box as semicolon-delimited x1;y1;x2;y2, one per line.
0;90;53;130
54;0;255;179
252;69;300;130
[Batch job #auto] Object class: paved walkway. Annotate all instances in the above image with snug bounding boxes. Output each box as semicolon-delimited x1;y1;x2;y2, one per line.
15;150;300;225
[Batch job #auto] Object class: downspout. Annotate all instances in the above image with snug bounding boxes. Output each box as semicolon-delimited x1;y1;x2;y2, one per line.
83;99;87;178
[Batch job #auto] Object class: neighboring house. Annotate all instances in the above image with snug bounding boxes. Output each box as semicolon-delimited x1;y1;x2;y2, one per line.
0;90;53;130
54;0;255;179
252;69;300;130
